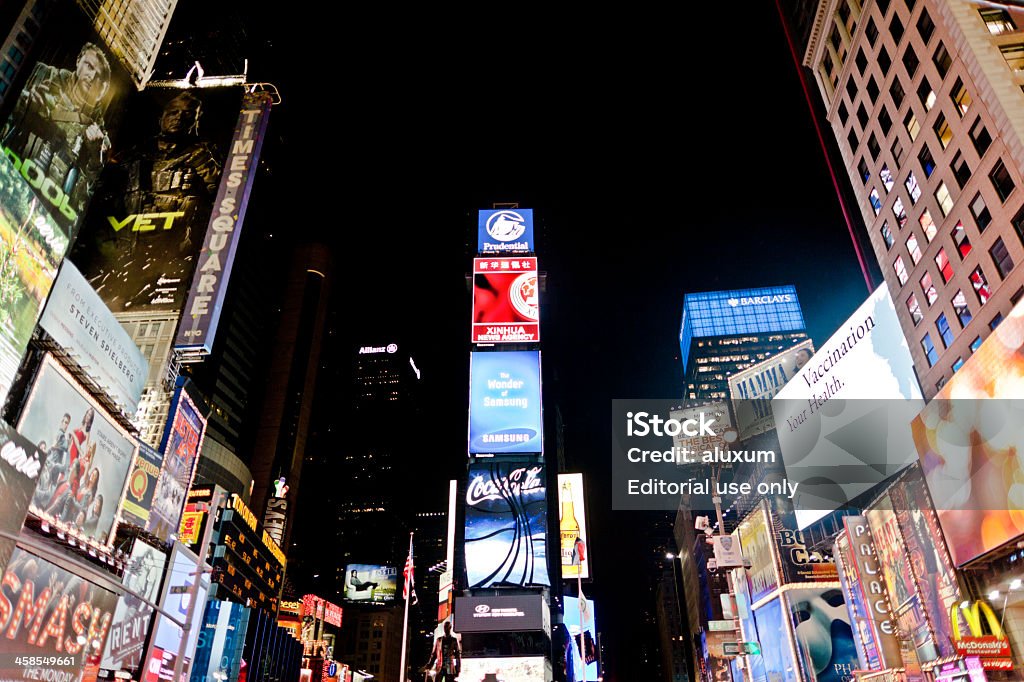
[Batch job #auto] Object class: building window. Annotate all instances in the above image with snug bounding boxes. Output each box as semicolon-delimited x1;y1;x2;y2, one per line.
891;137;905;168
935;182;954;217
848;128;860;151
917;9;936;44
933;113;952;149
951;151;971;189
893;197;909;227
838;101;849;125
867;76;880;103
970;336;983;352
866;17;879;45
868;133;881;160
905;110;921;141
921;333;939;366
878;106;892;135
907;234;923;264
990;237;1015;278
903;47;920;78
846;78;858;102
858;157;870;183
933;41;952;78
895;255;909;284
879;46;892;74
970;192;992;230
980;7;1016;35
906;171;922;204
907;292;924;325
970;117;992;156
936;247;953;282
950;77;972;117
952;220;972;258
881;221;895;249
891;77;906;108
952;290;972;327
856;48;869;75
936;313;954;347
878;0;891;15
891;15;906;44
870;188;883;214
1000;43;1024;71
1013;205;1024;246
917;77;936;110
918;143;935;177
919;208;937;241
881;164;895;191
921;271;938;305
856;104;869;130
989;159;1016;202
970;265;991;304
990;313;1003;331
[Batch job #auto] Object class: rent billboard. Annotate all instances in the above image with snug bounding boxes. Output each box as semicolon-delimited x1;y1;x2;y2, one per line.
101;537;167;673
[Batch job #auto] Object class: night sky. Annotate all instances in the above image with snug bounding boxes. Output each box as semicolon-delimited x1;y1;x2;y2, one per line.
240;2;878;678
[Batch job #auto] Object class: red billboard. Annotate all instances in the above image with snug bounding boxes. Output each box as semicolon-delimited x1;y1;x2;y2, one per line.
472;257;539;343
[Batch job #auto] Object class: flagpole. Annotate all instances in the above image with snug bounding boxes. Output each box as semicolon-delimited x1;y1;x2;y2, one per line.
400;531;413;682
578;571;586;682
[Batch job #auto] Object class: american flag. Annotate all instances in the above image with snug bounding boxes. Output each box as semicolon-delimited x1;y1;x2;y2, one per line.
403;538;418;605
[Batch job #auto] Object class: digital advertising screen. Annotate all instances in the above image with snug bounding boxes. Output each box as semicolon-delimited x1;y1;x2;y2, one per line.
563;597;598;680
558;473;589;580
343;564;397;602
785;586;860;682
70;86;244;314
18;353;134;547
101;537;167;672
477;208;534;254
465;461;550;589
0;0;132;237
39;260;148;415
752;596;797;682
728;339;814;439
146;386;206;540
472;257;539;344
460;656;546;682
0;420;46;573
912;298;1024;566
772;284;924;528
736;503;780;604
0;154;69;409
0;546;119;682
468;350;542;455
146;542;208;680
119;440;163;529
453;594;546;633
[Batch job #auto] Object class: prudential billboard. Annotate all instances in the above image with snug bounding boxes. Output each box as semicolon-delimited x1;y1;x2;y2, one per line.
469;350;542;455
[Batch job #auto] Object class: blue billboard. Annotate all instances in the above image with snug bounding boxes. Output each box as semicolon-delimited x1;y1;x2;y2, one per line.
478;208;534;254
564;597;598;680
465;461;550;588
469;350;542;454
679;285;806;368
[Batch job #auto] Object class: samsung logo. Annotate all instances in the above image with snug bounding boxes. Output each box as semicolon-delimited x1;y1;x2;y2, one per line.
727;294;793;307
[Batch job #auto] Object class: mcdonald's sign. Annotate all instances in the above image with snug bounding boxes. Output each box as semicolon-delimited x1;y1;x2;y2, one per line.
951;600;1013;670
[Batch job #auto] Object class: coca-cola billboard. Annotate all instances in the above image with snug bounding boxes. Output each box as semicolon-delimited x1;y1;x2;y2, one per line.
464;462;549;588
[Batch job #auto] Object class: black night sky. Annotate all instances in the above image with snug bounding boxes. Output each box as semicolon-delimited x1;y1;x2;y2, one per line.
182;1;882;678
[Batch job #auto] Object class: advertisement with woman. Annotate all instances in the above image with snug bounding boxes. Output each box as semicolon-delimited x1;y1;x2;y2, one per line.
17;353;134;547
738;503;780;603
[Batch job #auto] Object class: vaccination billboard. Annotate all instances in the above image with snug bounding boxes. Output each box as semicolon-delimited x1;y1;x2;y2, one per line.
465;461;550;588
773;285;924;528
19;353;134;547
472;257;539;344
469;350;542;455
38;260;147;415
477;208;534;254
729;339;814;439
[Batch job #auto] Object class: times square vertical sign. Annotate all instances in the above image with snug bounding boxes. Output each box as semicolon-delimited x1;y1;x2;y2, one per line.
174;91;273;357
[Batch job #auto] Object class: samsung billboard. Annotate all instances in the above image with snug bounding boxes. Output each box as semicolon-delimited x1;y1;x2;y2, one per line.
477;208;534;254
469;350;542;455
679;285;806;369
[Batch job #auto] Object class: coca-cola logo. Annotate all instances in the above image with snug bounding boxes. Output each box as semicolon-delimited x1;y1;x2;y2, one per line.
466;466;544;506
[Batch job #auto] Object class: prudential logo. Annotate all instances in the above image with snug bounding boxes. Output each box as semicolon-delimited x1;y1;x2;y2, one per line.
486;210;527;242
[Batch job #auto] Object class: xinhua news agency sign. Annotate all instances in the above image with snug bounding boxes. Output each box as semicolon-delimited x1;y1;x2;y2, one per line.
175;91;273;357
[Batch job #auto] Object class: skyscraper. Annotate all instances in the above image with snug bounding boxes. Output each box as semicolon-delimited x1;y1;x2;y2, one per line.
800;0;1024;397
679;285;810;400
